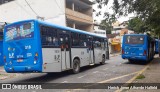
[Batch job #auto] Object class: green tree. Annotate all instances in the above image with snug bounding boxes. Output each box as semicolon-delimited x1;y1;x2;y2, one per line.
94;0;160;37
99;19;112;34
128;17;145;33
99;15;116;34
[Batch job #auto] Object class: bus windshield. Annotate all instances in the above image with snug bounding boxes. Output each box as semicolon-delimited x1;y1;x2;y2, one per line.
5;22;34;41
125;35;144;44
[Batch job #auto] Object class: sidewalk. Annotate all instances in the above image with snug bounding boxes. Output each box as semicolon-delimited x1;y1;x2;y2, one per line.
110;52;121;57
0;66;18;80
127;56;160;92
0;66;9;80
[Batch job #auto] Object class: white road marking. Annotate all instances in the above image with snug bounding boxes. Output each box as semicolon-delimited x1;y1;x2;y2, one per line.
105;74;108;76
93;71;99;73
78;74;87;78
115;61;152;92
61;81;68;83
103;68;108;70
65;71;139;91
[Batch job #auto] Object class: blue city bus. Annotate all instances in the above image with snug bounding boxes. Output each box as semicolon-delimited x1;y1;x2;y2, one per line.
155;39;160;54
122;34;155;62
3;19;109;73
0;32;3;66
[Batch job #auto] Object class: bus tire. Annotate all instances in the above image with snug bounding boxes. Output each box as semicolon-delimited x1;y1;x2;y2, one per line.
100;55;105;65
128;59;134;63
72;59;80;74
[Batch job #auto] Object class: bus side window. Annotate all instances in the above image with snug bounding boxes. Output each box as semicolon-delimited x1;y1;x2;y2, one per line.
41;26;48;46
94;37;100;48
93;37;97;48
79;34;87;47
40;26;59;47
94;38;101;48
59;36;64;48
0;32;3;41
53;37;58;46
101;39;105;50
71;32;79;47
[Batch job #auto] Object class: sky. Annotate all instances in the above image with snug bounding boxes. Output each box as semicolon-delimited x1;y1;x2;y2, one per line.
92;0;135;23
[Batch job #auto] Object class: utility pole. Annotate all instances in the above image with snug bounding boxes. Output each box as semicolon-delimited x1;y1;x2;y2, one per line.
37;16;44;21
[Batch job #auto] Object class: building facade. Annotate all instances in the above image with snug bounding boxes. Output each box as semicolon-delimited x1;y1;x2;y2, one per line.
66;0;93;32
93;24;106;37
0;0;93;32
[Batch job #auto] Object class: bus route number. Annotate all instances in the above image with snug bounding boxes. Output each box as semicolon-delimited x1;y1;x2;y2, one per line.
25;45;31;50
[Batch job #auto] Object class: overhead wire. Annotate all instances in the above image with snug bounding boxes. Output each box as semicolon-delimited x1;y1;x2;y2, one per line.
44;0;65;20
55;0;64;13
14;1;33;16
25;0;39;16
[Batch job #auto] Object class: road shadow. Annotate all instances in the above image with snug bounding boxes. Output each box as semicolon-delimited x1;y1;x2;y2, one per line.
148;57;160;65
123;60;150;65
4;63;107;83
123;56;160;65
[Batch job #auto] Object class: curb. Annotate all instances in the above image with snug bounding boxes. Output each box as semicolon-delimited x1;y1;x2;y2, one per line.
0;76;8;80
110;53;121;57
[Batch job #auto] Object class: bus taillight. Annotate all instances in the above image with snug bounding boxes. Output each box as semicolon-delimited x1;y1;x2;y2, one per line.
3;56;6;63
143;50;147;56
34;52;38;64
122;49;124;54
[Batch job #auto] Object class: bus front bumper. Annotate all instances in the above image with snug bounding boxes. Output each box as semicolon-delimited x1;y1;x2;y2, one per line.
4;65;42;73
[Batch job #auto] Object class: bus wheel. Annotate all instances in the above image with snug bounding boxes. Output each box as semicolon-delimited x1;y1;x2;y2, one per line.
72;59;80;74
128;59;134;63
100;55;105;65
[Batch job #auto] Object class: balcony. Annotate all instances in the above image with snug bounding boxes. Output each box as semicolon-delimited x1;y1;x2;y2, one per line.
65;8;93;24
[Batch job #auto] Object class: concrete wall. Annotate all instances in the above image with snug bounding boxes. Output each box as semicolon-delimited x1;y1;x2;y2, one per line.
93;25;106;37
76;24;93;32
79;8;92;16
0;0;66;26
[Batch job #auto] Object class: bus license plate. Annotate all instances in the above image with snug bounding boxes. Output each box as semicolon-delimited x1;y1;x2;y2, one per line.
17;59;23;62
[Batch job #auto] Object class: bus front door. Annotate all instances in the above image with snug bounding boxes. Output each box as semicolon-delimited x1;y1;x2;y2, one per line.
106;40;109;59
59;31;71;70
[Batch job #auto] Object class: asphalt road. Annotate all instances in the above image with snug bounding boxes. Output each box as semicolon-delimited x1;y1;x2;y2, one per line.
0;55;150;92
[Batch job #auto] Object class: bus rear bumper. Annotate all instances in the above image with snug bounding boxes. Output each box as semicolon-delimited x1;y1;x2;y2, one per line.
4;65;42;73
122;55;147;61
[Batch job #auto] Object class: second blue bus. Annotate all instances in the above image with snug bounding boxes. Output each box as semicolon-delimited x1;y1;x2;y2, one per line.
122;34;155;63
0;32;3;66
155;39;160;54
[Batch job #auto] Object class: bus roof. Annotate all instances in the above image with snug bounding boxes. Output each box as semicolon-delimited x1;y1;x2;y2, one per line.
5;19;107;39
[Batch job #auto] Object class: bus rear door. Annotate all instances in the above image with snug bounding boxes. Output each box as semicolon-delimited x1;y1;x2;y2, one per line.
59;30;71;70
87;36;94;64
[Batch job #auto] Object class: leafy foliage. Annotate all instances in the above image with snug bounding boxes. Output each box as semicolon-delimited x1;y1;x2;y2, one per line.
94;0;160;36
99;14;116;34
127;17;145;33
